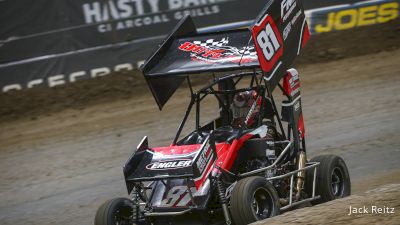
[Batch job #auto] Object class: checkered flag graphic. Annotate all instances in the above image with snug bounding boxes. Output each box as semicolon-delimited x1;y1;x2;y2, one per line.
237;48;258;57
192;37;258;57
193;38;230;48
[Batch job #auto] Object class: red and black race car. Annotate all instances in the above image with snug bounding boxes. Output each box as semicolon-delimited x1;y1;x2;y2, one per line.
95;1;350;225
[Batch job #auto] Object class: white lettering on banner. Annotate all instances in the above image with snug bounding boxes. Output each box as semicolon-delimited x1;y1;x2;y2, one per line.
118;0;134;18
97;14;171;33
83;2;102;23
27;79;44;88
48;75;66;88
133;0;145;15
169;0;217;9
2;84;22;92
137;60;145;68
148;0;160;13
168;0;218;10
174;5;219;20
83;0;150;23
83;0;218;23
98;24;112;33
1;63;135;93
69;71;86;82
115;63;133;72
91;67;111;78
82;0;221;33
169;0;182;10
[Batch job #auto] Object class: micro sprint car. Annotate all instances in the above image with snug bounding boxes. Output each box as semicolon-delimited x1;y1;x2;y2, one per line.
95;1;351;225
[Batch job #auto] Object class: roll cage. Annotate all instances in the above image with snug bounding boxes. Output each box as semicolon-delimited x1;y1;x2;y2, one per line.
173;70;289;148
124;69;322;218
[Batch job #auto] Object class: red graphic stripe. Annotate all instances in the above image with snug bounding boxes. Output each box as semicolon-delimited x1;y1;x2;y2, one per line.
301;24;311;49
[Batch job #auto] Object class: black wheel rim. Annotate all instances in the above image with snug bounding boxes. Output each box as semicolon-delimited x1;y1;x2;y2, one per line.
331;167;345;198
114;208;131;225
251;187;274;220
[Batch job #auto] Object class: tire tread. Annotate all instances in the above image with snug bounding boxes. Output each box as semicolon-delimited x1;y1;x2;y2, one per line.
230;176;280;225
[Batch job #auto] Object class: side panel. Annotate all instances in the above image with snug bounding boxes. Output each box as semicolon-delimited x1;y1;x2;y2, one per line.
281;69;305;157
124;144;202;185
252;0;310;91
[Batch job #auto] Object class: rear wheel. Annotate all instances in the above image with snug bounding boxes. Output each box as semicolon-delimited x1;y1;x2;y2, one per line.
94;198;134;225
230;176;280;225
305;155;351;204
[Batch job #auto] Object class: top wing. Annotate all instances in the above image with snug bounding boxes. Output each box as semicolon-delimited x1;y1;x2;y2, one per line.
141;0;311;109
141;15;260;109
142;19;260;77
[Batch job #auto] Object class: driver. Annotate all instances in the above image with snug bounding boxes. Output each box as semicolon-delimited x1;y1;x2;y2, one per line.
231;90;260;128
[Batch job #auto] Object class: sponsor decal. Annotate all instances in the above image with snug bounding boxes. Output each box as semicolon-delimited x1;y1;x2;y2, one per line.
245;95;261;126
310;0;399;34
196;142;213;174
146;159;192;170
283;23;292;40
281;0;298;22
283;9;302;40
294;101;300;111
252;14;284;74
193;139;215;189
160;185;197;207
178;38;258;64
283;69;300;97
179;41;224;59
292;9;302;25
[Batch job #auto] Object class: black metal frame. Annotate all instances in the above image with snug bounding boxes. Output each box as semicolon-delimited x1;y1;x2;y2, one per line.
127;69;316;223
172;71;288;146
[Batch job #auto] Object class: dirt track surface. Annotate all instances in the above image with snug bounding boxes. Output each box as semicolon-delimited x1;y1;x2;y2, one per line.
254;183;400;225
1;23;400;224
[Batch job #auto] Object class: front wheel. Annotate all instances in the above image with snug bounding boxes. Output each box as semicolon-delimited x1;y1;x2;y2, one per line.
94;198;134;225
305;154;351;205
229;176;280;225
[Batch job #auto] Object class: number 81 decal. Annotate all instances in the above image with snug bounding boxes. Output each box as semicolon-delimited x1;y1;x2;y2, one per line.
252;14;283;73
161;186;197;207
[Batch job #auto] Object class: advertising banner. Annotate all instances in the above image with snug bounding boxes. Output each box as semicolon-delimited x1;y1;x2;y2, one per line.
307;0;399;34
1;0;267;92
0;0;398;93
